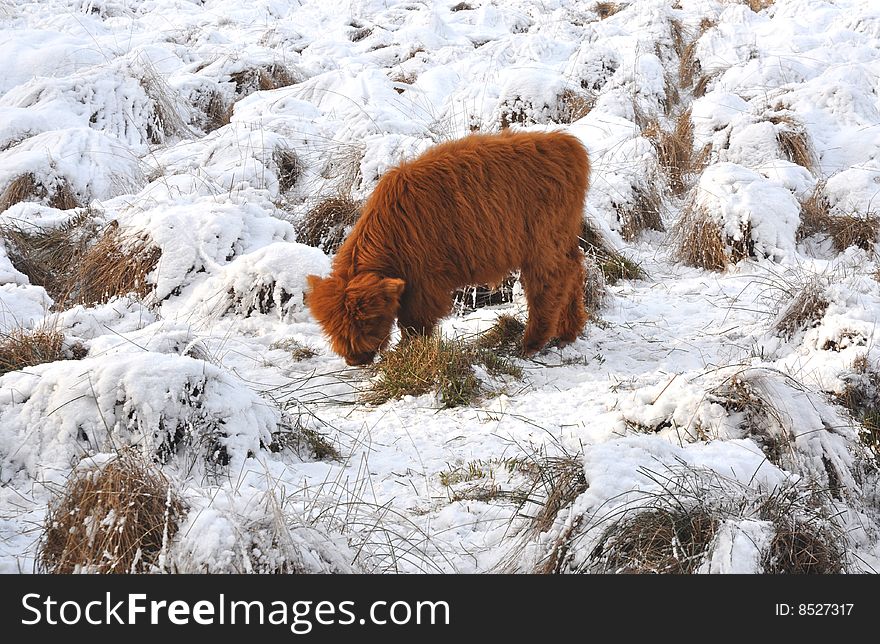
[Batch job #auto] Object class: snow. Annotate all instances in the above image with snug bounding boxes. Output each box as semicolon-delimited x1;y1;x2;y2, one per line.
1;0;880;574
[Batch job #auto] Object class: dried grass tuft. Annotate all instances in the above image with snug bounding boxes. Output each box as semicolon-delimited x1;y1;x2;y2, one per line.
0;212;97;304
579;219;645;283
767;113;816;171
678;19;715;91
365;325;526;407
618;185;664;241
269;337;320;362
588;506;718;574
295;195;363;254
773;282;829;339
76;222;161;306
471;314;525;357
230;63;299;97
139;61;190;144
39;452;185;574
595;2;622;19
0;326;66;376
644;110;708;196
826;214;880;253
674;200;754;270
273;146;305;193
268;415;339;461
744;0;775;12
364;333;482;408
834;355;880;461
558;88;595;123
797;183;880;252
0;173;80;213
200;89;232;132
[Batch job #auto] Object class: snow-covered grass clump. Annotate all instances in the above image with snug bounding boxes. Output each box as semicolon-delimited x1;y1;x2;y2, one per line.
2;0;880;574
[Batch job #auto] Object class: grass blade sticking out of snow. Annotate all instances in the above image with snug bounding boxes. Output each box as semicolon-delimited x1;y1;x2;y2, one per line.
618;183;664;241
39;451;186;574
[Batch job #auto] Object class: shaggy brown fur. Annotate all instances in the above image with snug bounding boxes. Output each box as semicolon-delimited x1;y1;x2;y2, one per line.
307;130;591;365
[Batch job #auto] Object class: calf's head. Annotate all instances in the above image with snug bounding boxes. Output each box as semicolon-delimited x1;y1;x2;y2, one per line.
306;272;405;366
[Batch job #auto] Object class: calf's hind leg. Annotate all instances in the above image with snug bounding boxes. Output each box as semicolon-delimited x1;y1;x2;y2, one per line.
520;262;568;356
555;249;588;345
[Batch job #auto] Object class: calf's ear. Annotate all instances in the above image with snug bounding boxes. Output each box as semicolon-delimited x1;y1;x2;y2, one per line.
382;278;405;301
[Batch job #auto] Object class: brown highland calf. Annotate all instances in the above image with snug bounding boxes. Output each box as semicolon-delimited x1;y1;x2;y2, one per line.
306;129;591;366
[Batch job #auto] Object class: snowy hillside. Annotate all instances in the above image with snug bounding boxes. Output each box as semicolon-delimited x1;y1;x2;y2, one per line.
1;0;879;573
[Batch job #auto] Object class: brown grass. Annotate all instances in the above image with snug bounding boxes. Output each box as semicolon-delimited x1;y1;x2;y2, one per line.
674;210;728;270
364;325;526;407
674;202;753;270
268;415;340;461
515;455;589;574
269;337;320;361
363;333;482;408
693;69;720;98
230;63;299;97
595;2;621;19
834;355;880;461
678;19;715;91
139;61;191;144
797;183;880;252
587;506;718;574
294;194;363;254
827;214;880;253
273;146;304;193
389;71;417;93
763;517;842;574
579;219;646;283
0;212;97;303
0;326;66;376
1;215;159;308
471;314;525;356
797;183;831;241
39;452;185;573
0;173;80;213
558;88;595;123
206;90;232;130
619;185;664;241
768;113;816;171
76;222;161;306
744;0;775;12
773;282;829;339
712;373;792;465
644;110;708;196
450;2;474;10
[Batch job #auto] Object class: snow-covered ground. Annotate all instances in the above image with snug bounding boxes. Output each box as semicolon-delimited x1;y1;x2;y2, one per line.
1;0;880;573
